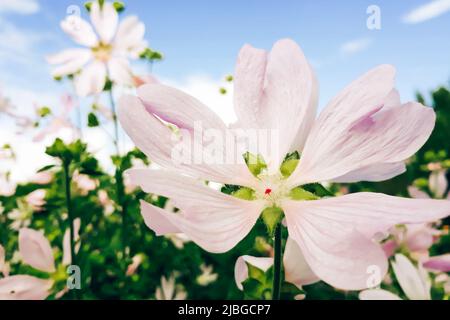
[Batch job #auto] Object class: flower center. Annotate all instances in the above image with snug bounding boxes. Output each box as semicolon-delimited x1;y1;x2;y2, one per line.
92;42;113;62
256;173;289;207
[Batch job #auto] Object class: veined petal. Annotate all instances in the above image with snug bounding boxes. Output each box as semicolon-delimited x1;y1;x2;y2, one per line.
137;83;227;131
283;237;319;289
289;100;435;186
90;1;118;44
46;49;92;77
60;15;98;47
117;95;258;187
74;61;107;96
392;254;431;300
0;275;52;300
359;289;402;300
423;254;450;272
283;200;389;290
19;228;55;273
282;193;450;240
140;199;264;254
234;255;273;290
331;162;406;183
233;39;317;171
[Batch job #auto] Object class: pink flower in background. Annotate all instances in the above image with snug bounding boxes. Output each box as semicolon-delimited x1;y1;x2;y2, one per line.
0;229;55;300
47;1;147;96
423;254;450;272
73;172;98;195
235;237;318;291
25;189;46;210
119;39;450;290
0;245;10;277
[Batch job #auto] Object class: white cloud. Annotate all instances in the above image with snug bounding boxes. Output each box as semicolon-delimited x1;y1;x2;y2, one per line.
403;0;450;24
0;0;39;15
339;38;372;56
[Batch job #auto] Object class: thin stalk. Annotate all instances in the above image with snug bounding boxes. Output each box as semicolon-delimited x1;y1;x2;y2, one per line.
272;223;283;300
115;167;128;260
108;87;120;155
63;161;79;299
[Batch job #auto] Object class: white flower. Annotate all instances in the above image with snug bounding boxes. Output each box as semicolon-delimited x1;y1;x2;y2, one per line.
359;254;431;300
47;1;147;96
155;274;187;300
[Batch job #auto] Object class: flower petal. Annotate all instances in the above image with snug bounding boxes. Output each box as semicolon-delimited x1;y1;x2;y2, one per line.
19;228;55;273
408;186;430;199
289;65;435;186
0;275;52;300
114;15;146;57
359;289;402;300
331;162;406;183
429;170;448;198
283;200;388;290
234;255;273;290
90;1;118;44
423;254;450;272
117;95;257;186
392;254;431;300
233;39;317;170
62;218;81;266
108;57;133;86
284;193;450;241
74;61;107;96
46;49;92;77
61;15;98;47
0;245;5;273
283;237;319;289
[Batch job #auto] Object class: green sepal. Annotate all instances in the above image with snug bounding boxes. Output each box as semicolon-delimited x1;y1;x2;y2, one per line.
232;187;255;200
280;151;300;177
289;187;319;200
243;152;267;177
261;206;284;236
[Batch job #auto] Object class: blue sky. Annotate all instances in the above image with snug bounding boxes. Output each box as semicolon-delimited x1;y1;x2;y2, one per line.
0;0;449;108
0;0;449;180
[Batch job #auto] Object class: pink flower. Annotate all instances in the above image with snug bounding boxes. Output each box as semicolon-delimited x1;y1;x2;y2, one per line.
118;39;450;290
25;189;46;210
423;254;450;272
47;1;147;96
0;229;55;300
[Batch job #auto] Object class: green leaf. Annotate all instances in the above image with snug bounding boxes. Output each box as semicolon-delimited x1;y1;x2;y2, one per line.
219;87;227;95
38;106;52;117
37;164;57;173
88;112;100;127
113;1;125;12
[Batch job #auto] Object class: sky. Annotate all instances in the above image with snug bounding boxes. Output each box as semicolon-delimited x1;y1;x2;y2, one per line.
0;0;449;180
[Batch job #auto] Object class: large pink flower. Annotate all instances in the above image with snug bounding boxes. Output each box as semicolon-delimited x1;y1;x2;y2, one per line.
118;39;450;290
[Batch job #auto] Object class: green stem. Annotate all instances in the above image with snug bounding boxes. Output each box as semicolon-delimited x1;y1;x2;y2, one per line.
272;223;283;300
115;167;128;260
108;86;120;155
63;161;79;299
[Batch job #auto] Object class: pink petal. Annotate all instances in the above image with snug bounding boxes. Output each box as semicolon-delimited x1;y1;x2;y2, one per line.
283;193;450;241
137;83;227;131
19;228;55;273
46;49;92;77
60;16;98;47
138;173;265;254
283;237;319;289
332;162;406;183
90;1;118;44
62;218;81;266
0;245;5;273
233;39;317;170
423;254;450;272
117;95;257;186
74;61;107;96
234;255;273;290
405;223;435;252
382;239;397;258
0;275;52;300
359;289;402;300
289;65;435;186
283;199;388;290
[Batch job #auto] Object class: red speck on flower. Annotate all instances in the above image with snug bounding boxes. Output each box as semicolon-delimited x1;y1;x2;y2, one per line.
265;188;272;195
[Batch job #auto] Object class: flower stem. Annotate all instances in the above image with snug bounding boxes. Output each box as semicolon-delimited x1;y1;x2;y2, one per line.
272;223;283;300
108;86;120;155
115;167;128;260
63;161;78;300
